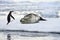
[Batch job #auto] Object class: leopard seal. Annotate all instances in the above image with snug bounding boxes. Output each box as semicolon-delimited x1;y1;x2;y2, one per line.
20;13;46;24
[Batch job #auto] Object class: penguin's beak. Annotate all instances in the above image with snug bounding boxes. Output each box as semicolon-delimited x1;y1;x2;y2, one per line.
10;11;14;12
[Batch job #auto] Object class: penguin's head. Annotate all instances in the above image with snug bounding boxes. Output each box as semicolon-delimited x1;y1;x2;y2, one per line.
10;11;14;13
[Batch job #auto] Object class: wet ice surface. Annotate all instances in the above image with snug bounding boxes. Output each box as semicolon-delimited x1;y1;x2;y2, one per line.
0;32;60;40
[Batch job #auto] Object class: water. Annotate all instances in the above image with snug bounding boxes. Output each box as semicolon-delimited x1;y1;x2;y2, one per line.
0;31;60;40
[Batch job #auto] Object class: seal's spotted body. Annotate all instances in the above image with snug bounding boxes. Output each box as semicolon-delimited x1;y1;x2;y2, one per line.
20;13;46;24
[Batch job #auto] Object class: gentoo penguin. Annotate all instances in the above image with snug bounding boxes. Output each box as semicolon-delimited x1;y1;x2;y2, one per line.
7;11;15;25
20;13;46;24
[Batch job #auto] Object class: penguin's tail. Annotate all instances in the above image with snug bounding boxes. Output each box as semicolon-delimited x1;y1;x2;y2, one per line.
6;20;14;25
7;22;10;25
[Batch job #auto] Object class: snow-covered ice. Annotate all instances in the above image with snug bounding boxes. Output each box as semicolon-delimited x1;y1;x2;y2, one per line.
0;12;60;32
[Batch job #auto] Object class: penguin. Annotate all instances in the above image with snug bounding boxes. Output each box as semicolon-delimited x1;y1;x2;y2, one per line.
7;11;15;25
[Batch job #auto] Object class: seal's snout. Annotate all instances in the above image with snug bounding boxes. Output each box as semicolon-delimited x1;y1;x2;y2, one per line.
20;18;25;22
20;19;23;22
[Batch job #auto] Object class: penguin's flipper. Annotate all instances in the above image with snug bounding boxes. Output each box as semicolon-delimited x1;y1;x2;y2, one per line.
10;15;15;20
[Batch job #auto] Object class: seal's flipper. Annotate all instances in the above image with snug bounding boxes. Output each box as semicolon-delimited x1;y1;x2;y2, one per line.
39;17;46;21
